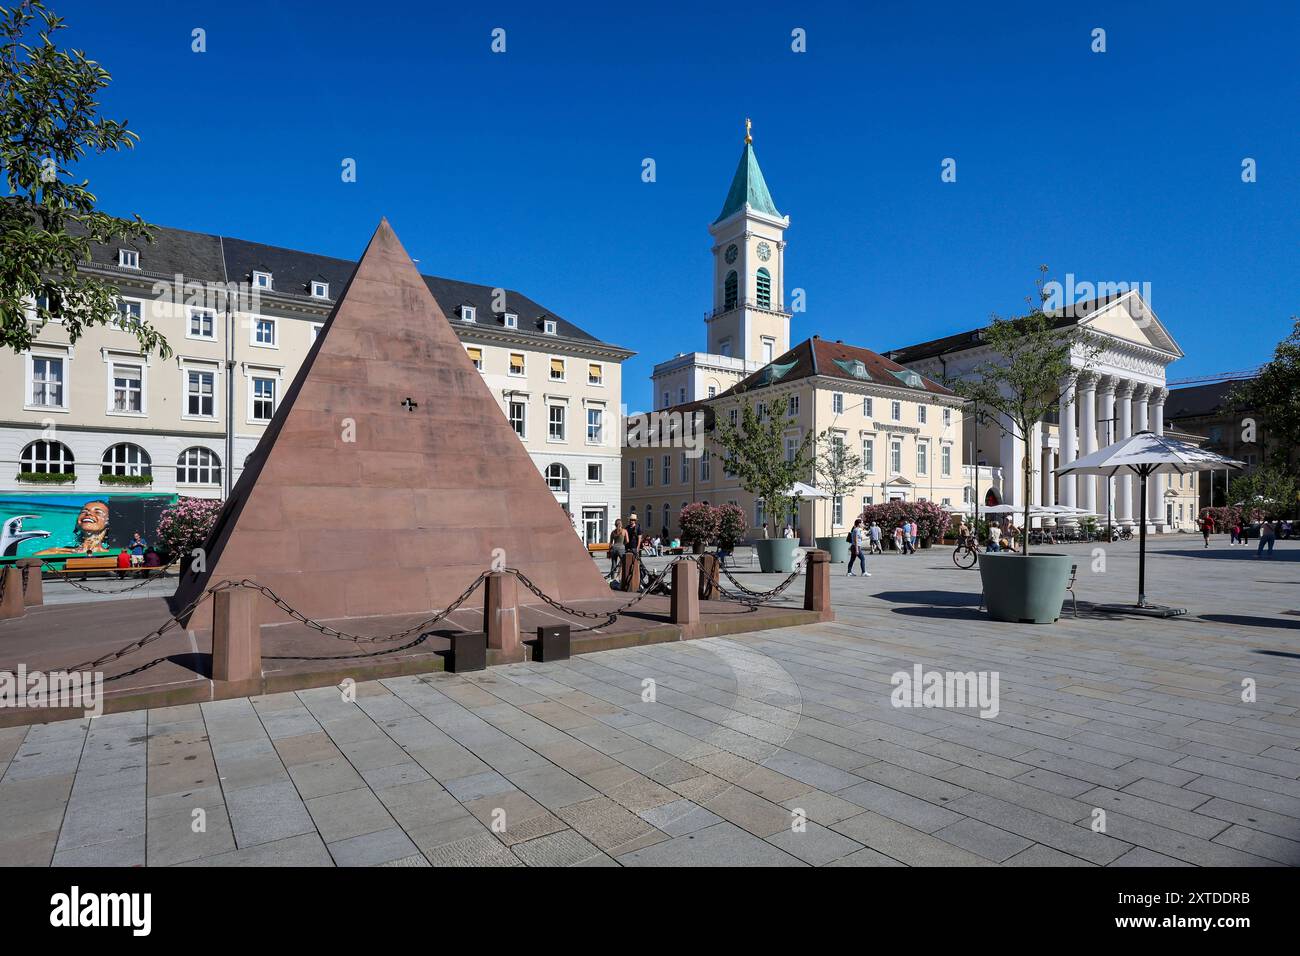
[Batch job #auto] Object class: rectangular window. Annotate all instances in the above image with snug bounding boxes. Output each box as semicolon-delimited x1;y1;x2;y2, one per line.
645;457;653;486
942;444;952;477
550;358;565;381
115;299;142;331
310;324;323;342
252;376;276;421
833;496;844;526
187;370;215;417
189;309;216;339
662;455;670;485
586;408;602;443
461;306;476;323
118;248;139;269
943;407;952;427
543;318;556;335
509;352;525;375
588;363;603;385
891;439;902;473
466;346;483;370
628;459;636;488
700;451;711;481
707;386;717;398
680;453;689;484
548;404;565;441
788;395;800;416
111;363;143;412
891;400;902;422
917;441;928;476
509;401;526;438
863;397;873;416
252;271;272;289
755;499;766;530
503;313;518;329
31;356;64;407
918;404;928;424
587;463;602;483
862;437;875;473
832;393;844;414
312;281;329;299
762;337;775;363
254;317;276;346
678;387;686;404
784;436;798;462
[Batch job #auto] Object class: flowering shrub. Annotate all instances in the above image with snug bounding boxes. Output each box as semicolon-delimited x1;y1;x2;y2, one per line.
156;497;224;560
677;502;719;547
716;503;747;550
1199;506;1245;530
858;500;950;546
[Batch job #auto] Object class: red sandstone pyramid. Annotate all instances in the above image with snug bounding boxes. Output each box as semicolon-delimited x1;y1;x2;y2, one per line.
175;219;610;623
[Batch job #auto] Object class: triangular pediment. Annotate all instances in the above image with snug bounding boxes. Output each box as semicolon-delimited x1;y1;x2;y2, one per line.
174;220;608;622
1080;291;1183;357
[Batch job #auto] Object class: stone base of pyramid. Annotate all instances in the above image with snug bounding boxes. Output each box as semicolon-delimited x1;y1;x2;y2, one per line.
0;593;824;726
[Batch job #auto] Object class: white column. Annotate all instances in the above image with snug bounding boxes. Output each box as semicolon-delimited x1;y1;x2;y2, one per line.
999;414;1021;508
1132;384;1151;529
1096;377;1117;527
1149;387;1167;531
1077;372;1098;516
1059;375;1077;514
1042;445;1056;524
1115;381;1134;526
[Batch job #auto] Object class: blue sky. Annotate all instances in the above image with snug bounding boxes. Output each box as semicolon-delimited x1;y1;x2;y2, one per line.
57;0;1299;410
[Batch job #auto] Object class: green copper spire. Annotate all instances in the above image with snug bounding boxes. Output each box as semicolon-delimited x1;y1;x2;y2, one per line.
713;119;782;224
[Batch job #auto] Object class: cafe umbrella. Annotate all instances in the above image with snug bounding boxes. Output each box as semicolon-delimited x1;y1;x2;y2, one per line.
1056;430;1245;616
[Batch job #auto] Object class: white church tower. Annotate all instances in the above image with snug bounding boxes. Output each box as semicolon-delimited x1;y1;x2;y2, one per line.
651;120;791;409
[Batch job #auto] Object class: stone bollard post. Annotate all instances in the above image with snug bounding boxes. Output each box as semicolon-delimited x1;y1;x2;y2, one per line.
0;566;25;620
483;571;523;663
620;552;641;594
212;587;262;682
803;549;832;620
697;553;721;600
671;560;700;628
17;558;43;607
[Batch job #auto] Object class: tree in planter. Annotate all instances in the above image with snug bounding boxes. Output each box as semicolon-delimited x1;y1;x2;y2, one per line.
677;502;719;552
715;503;747;551
714;395;816;537
954;268;1102;553
1;1;167;357
814;432;873;536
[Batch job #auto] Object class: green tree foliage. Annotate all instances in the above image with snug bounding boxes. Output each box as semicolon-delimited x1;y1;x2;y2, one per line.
714;395;816;537
953;268;1101;552
1231;316;1300;451
1;1;166;356
1227;466;1298;519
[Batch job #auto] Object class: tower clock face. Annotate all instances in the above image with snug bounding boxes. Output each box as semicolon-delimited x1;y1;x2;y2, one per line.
756;241;772;262
724;244;738;264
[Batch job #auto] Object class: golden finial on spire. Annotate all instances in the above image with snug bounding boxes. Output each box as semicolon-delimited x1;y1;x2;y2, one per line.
744;117;753;144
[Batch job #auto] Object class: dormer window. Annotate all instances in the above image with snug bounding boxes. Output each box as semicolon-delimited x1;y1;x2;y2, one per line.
118;249;139;269
460;305;476;323
252;271;273;290
543;318;557;336
311;281;329;299
503;313;518;329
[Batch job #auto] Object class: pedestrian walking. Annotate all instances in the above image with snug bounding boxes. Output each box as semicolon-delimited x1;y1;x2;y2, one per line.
869;521;883;554
847;519;870;576
893;525;904;552
1230;520;1241;546
1258;520;1276;558
608;519;628;577
909;520;920;552
1201;512;1214;548
901;520;915;555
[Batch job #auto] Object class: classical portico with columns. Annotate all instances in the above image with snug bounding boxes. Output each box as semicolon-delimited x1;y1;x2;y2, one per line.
888;289;1184;530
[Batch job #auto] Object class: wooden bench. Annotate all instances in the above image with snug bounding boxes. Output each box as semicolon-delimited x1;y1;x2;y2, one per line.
587;542;610;555
62;556;121;572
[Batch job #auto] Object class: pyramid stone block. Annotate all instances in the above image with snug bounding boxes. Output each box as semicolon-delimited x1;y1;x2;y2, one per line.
174;220;609;624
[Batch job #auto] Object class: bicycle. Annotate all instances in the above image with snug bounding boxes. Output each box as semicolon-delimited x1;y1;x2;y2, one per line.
952;537;980;569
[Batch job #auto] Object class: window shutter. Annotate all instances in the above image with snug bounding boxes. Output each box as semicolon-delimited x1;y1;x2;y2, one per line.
466;347;482;363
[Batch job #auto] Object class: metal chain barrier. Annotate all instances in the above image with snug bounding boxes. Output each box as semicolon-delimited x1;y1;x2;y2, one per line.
48;556;803;684
706;555;806;605
40;562;172;596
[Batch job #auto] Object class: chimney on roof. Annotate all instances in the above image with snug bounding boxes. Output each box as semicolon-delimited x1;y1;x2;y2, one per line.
835;340;843;344
812;334;819;340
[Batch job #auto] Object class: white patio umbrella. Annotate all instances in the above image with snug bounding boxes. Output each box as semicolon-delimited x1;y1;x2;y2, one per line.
1056;430;1245;615
785;481;830;499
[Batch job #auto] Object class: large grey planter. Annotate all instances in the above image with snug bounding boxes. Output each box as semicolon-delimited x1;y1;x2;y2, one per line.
755;538;800;573
977;552;1074;624
815;536;850;563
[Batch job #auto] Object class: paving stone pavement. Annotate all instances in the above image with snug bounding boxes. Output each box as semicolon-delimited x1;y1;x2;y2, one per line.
1;537;1297;866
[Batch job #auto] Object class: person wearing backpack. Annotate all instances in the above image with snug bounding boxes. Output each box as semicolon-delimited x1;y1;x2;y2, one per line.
847;519;870;576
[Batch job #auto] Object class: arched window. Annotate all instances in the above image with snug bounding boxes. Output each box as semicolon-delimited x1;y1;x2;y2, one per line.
724;270;738;310
21;440;75;475
755;268;771;309
102;443;152;477
544;463;569;493
177;446;222;485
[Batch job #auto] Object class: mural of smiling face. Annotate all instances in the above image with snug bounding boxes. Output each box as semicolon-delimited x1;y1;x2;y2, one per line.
78;501;110;535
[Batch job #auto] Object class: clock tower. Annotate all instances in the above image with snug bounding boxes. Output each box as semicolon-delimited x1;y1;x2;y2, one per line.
706;119;790;367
